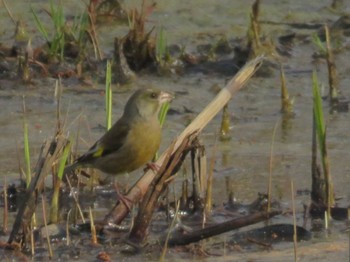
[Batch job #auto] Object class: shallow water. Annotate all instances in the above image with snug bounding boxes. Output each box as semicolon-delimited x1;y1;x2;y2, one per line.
1;0;350;261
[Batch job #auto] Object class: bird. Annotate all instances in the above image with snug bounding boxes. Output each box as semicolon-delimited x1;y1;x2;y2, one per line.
64;88;174;176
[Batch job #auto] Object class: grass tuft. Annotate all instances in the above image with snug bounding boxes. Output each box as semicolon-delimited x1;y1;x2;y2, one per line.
156;26;168;66
312;70;334;217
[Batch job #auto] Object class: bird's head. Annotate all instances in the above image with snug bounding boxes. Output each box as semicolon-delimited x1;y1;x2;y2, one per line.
124;88;174;120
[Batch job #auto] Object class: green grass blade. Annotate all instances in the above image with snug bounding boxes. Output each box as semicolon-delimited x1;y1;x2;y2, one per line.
312;71;325;157
312;70;334;213
311;33;326;54
23;120;31;187
156;26;167;63
31;6;49;42
51;141;71;223
57;141;71;180
74;11;88;43
53;0;64;30
154;102;170;161
105;60;112;130
59;32;65;61
158;102;170;128
50;0;64;31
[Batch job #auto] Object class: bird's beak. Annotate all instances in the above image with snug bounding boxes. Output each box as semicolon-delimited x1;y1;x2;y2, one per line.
159;91;174;104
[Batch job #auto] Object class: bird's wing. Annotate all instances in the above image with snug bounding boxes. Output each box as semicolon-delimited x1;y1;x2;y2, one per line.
74;117;131;164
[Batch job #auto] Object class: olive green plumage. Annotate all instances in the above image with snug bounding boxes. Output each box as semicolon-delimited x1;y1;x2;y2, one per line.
65;88;173;175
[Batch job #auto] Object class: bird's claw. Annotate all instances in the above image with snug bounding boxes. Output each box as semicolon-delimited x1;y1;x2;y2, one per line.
144;162;160;173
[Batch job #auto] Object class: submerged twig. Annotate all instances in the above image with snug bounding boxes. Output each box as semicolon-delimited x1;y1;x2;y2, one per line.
164;210;281;246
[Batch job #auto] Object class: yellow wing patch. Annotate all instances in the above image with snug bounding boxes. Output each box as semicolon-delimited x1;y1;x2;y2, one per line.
92;146;104;158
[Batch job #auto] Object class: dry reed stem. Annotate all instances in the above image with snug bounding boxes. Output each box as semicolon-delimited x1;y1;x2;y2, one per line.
267;119;279;213
41;194;53;259
325;25;338;102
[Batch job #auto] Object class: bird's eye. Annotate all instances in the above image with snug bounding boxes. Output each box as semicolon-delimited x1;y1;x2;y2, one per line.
150;92;158;99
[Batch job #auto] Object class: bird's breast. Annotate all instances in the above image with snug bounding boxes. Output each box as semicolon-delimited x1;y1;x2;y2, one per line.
125;119;161;172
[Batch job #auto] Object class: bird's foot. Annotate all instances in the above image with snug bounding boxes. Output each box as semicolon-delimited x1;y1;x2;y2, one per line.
143;162;160;173
114;184;133;211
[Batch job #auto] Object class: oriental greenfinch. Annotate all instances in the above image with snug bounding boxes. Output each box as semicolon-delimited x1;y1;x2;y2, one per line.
65;88;173;175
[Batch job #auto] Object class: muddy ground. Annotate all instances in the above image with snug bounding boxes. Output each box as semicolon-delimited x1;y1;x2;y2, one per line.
0;0;350;261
